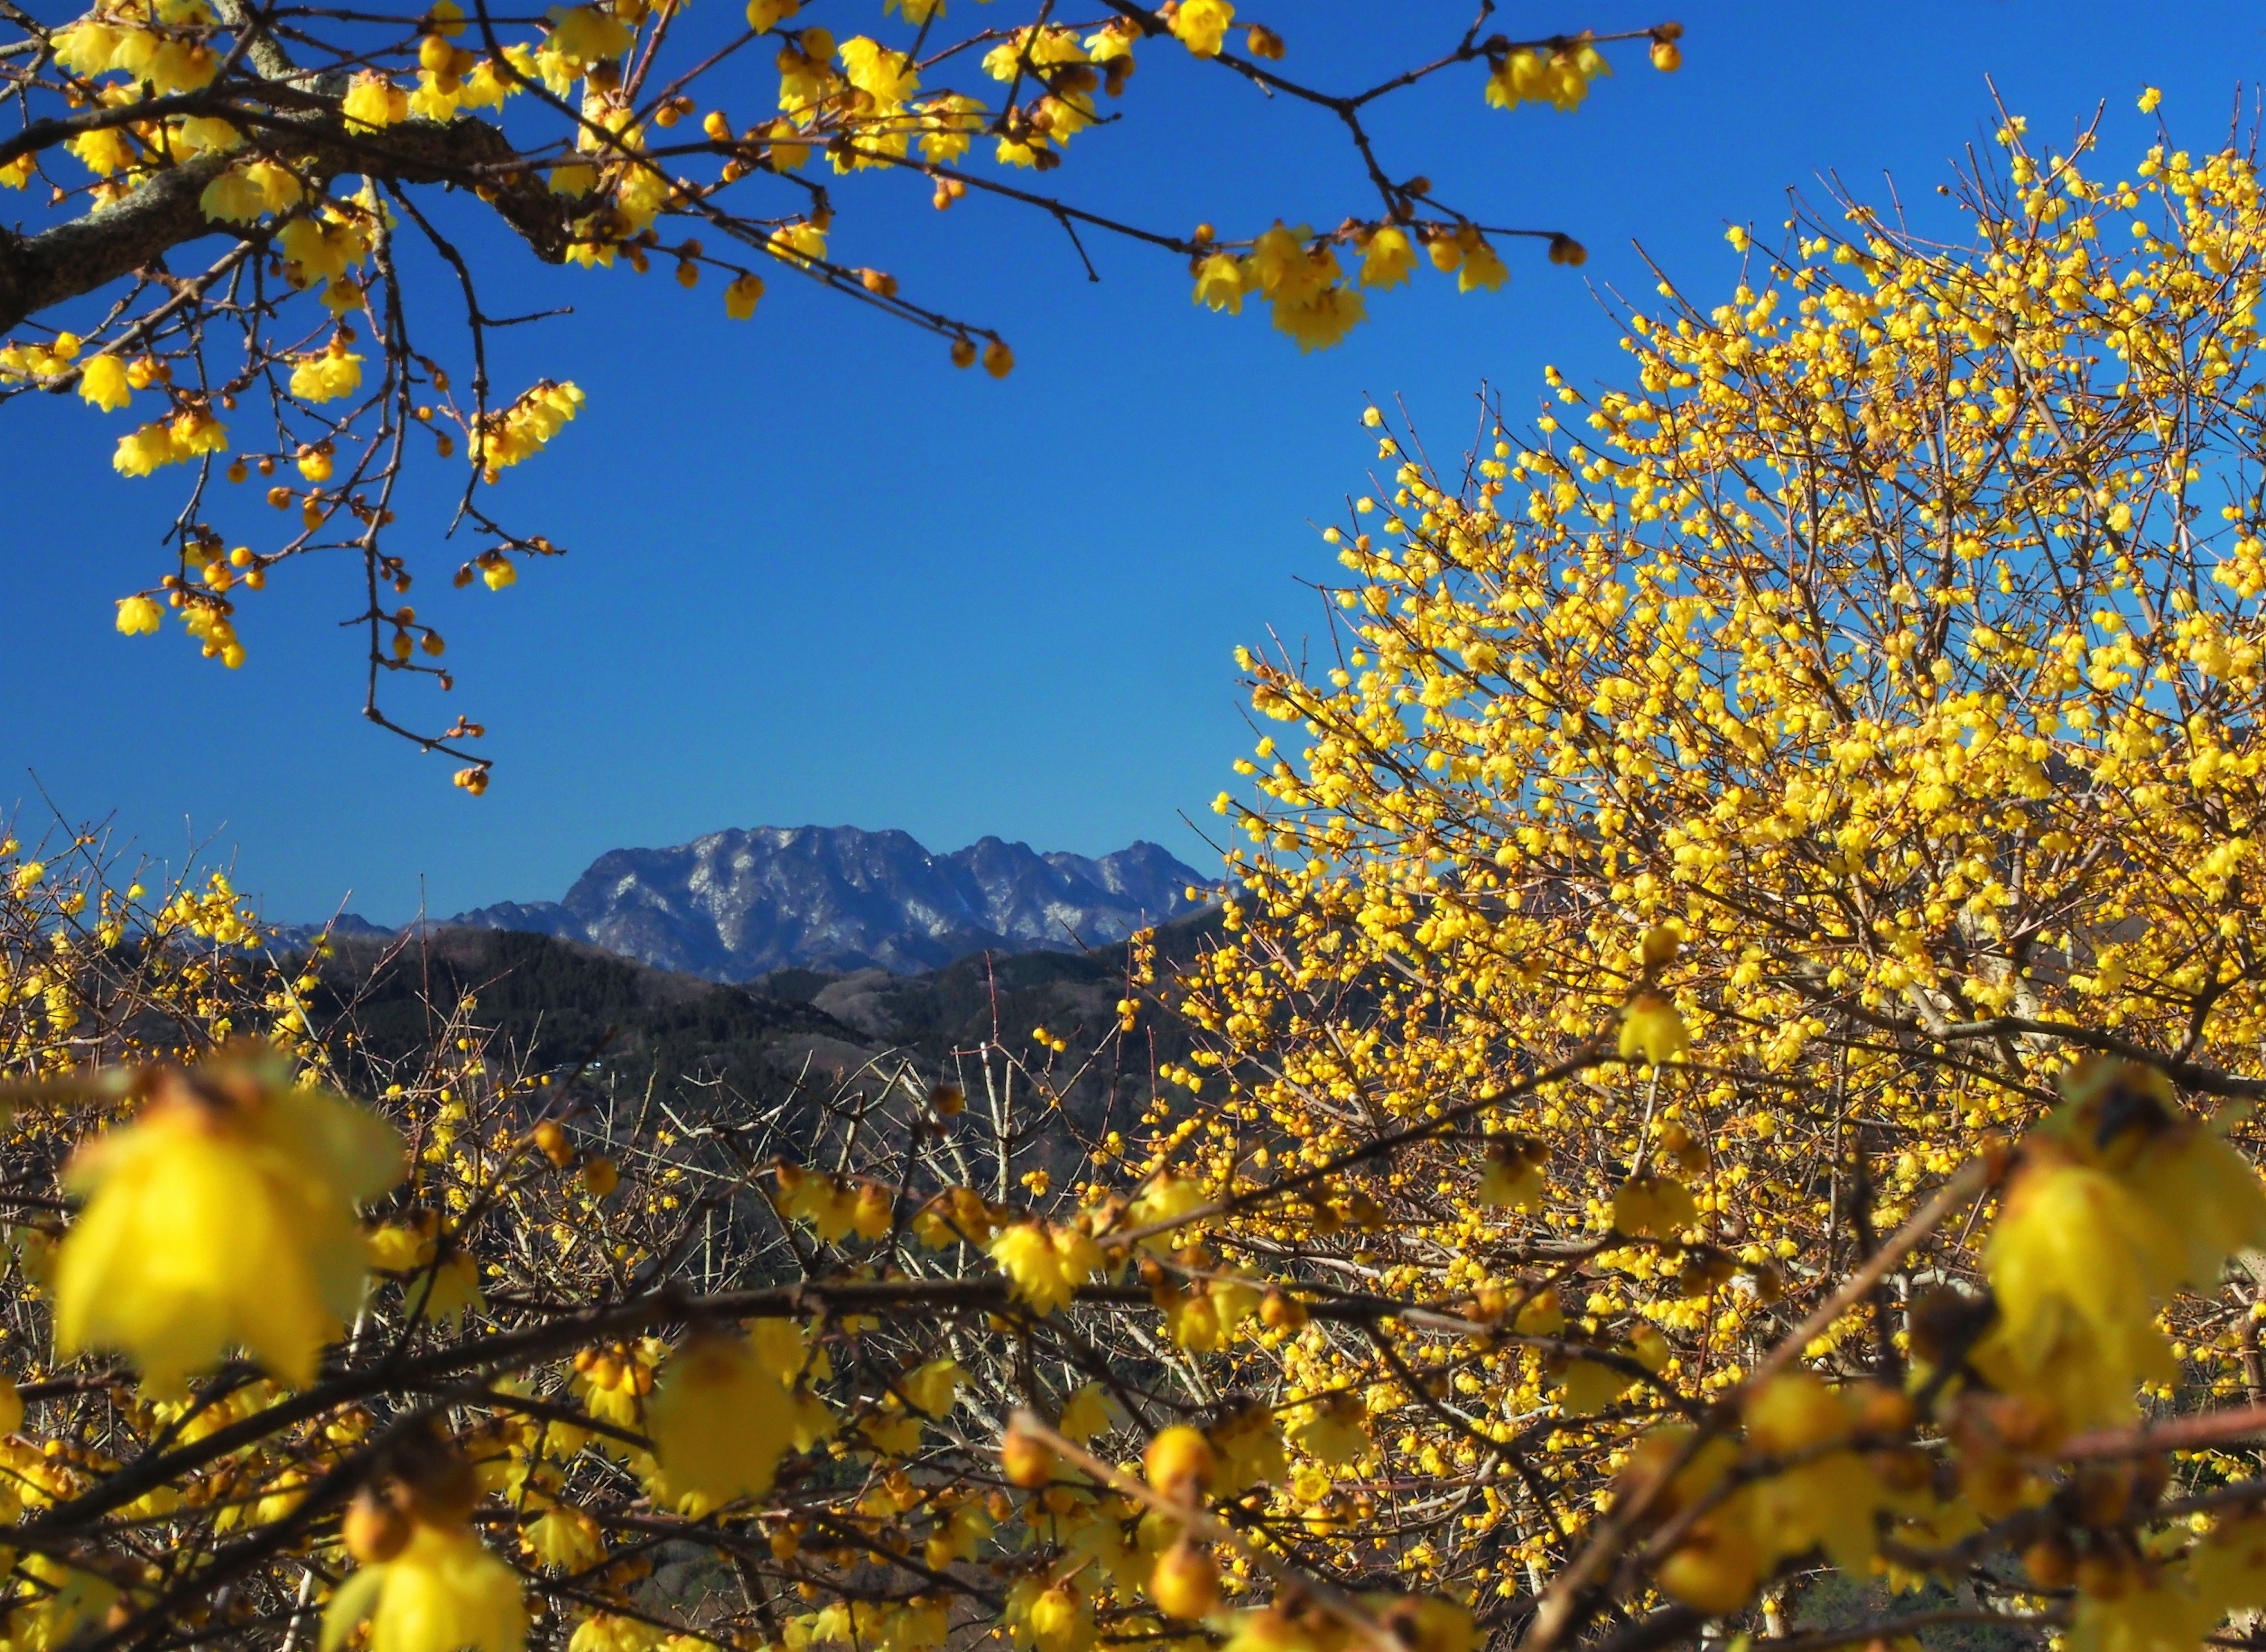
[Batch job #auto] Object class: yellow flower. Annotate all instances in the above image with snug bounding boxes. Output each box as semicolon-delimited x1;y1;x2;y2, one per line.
1979;1151;2181;1430
545;4;632;64
1359;225;1415;288
2051;1059;2266;1290
1618;993;1689;1065
569;1614;658;1652
420;1251;486;1330
1058;1382;1112;1444
77;354;130;411
50;21;122;75
1458;233;1508;292
1023;1583;1090;1652
2138;86;2163;114
1290;1394;1369;1464
724;273;765;319
521;1504;604;1572
2067;1574;2212;1652
1612;1174;1695;1238
1271;285;1366;353
322;1521;527;1652
1485;49;1555;109
1149;1541;1218;1620
114;595;163;635
341;72;406;130
1192;252;1250;315
1169;0;1232;57
848;1179;892;1240
1514;1287;1564;1335
55;1052;406;1393
1740;1373;1881;1568
1210;1400;1286;1489
746;0;796;26
200;160;302;223
1126;1172;1207;1243
897;1356;961;1418
1555;1359;1632;1416
290;350;363;403
1476;1139;1544;1210
1654;1511;1762;1615
776;1163;856;1240
988;1221;1100;1315
1245;223;1329;304
644;1331;798;1506
112;421;179;476
10;1556;118;1651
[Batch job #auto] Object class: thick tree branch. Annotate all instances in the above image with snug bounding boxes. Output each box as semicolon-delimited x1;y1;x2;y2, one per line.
0;110;569;333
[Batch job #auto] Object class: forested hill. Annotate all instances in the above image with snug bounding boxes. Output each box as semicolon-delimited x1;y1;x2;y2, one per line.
297;910;1219;1108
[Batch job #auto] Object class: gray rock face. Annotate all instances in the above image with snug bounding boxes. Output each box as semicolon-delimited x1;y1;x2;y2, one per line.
427;826;1208;980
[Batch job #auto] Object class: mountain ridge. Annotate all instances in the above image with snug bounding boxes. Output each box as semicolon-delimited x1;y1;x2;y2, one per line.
290;825;1213;980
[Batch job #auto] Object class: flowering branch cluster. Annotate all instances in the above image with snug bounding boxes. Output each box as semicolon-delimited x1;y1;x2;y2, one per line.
0;0;1683;782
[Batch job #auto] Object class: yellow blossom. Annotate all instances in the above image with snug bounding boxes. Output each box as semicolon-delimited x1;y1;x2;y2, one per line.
1618;993;1689;1065
645;1331;799;1506
322;1521;526;1652
55;1053;405;1392
1170;0;1232;57
77;354;130;412
988;1220;1100;1315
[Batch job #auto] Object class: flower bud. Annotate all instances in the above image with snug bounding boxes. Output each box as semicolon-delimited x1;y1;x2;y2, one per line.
1148;1540;1219;1619
1000;1429;1055;1488
1144;1424;1216;1500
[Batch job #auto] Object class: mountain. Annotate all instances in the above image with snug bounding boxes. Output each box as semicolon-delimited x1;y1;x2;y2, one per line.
305;826;1213;980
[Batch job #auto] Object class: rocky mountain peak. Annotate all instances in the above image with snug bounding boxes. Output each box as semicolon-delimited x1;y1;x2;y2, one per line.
433;824;1210;980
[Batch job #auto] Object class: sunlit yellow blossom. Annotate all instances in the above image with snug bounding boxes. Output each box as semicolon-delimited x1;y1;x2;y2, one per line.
1618;993;1688;1065
645;1331;798;1506
1272;285;1365;352
77;354;130;412
1170;0;1232;57
988;1220;1100;1315
342;72;408;129
521;1504;604;1572
724;273;765;319
323;1521;526;1652
1192;253;1250;315
1458;233;1508;291
55;1053;405;1393
1360;226;1416;288
290;350;364;403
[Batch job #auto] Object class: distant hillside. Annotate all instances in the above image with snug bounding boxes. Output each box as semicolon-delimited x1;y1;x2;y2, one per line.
300;909;1221;1116
293;825;1213;980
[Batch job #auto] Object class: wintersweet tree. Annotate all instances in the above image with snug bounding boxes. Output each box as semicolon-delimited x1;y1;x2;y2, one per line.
1191;97;2266;1648
0;0;1681;787
8;95;2266;1652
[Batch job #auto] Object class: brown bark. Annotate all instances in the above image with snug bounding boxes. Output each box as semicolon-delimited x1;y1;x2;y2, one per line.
0;110;574;334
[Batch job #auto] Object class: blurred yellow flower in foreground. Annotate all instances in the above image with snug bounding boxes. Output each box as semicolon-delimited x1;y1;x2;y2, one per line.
55;1048;405;1393
324;1518;526;1652
645;1331;799;1509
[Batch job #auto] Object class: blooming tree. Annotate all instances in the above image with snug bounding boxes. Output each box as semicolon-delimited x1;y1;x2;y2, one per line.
0;93;2265;1652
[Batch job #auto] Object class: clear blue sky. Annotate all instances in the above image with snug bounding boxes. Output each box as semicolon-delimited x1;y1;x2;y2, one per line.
2;1;2256;922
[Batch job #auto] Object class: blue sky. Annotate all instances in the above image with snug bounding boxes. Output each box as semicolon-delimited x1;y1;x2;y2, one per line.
2;0;2259;922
